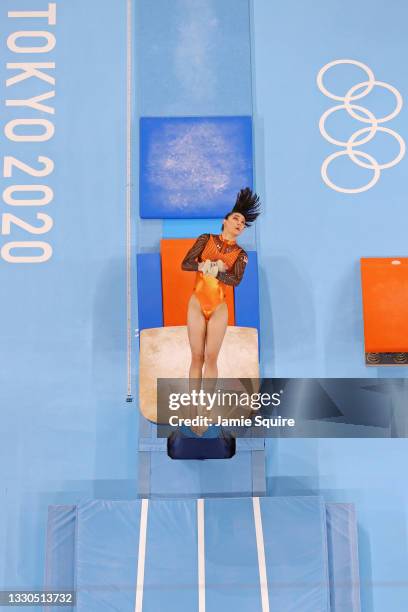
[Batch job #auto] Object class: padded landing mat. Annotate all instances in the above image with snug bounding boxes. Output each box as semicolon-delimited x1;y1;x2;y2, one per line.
44;499;360;611
46;497;335;611
326;503;361;611
43;505;76;612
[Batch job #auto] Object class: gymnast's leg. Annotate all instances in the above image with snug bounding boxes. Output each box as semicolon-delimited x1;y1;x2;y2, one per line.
203;302;228;379
186;294;206;380
186;294;208;433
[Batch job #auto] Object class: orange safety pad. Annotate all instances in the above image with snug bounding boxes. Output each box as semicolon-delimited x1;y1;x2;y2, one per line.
361;257;408;352
161;238;235;326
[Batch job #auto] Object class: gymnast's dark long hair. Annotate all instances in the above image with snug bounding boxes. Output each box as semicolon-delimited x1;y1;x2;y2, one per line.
222;187;261;229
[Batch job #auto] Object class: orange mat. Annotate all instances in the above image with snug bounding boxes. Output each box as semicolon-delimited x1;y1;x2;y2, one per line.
361;257;408;352
161;238;235;326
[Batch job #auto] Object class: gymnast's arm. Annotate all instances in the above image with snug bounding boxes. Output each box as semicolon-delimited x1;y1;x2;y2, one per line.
217;249;248;286
181;233;210;271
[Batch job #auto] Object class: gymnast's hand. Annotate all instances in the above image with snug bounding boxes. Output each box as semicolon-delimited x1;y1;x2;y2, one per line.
198;260;211;274
207;262;219;277
216;259;226;273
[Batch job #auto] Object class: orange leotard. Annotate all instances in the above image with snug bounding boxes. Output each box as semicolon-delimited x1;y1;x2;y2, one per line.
181;234;248;320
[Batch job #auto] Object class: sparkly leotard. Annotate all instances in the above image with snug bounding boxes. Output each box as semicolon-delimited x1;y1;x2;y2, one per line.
181;233;248;320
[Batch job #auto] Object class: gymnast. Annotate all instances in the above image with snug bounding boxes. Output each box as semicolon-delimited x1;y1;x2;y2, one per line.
181;187;261;381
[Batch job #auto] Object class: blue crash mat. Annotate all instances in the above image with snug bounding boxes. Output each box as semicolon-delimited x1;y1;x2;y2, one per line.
74;497;330;611
75;500;142;612
75;499;199;612
43;505;76;612
259;496;330;611
46;498;360;612
205;496;331;611
326;503;361;611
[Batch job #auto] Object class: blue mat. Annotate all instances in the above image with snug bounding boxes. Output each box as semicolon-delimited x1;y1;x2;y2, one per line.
143;499;198;611
43;505;76;612
139;116;253;219
44;497;360;611
234;250;260;338
136;253;163;332
203;497;265;611
259;496;330;611
326;503;361;611
75;501;143;611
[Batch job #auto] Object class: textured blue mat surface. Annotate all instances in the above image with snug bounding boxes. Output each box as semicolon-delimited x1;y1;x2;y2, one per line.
139;116;253;219
45;497;360;611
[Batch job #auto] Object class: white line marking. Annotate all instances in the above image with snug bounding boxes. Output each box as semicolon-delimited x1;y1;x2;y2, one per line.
135;498;149;612
253;497;270;612
126;0;133;398
197;498;206;612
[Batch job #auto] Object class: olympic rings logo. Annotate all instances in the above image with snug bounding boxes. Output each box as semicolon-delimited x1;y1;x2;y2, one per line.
317;59;405;193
